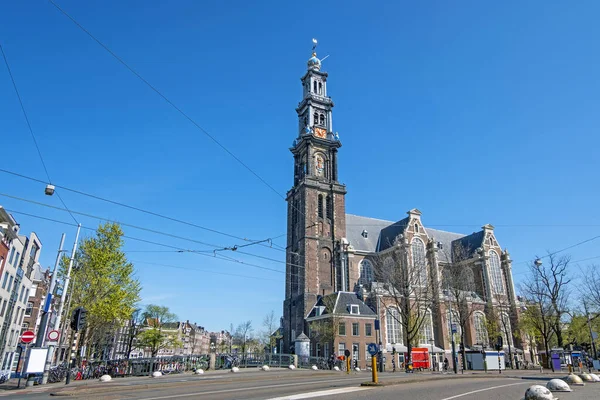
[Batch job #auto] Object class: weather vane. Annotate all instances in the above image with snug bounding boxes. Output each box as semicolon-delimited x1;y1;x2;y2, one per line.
312;38;318;53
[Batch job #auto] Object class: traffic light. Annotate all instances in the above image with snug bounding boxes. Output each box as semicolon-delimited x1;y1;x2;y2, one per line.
70;307;88;332
495;335;503;351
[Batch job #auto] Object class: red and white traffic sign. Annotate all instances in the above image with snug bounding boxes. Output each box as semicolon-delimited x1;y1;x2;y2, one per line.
21;331;35;343
47;330;60;341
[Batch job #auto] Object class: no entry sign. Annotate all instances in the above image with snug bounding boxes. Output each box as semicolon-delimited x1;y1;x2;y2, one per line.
21;331;35;343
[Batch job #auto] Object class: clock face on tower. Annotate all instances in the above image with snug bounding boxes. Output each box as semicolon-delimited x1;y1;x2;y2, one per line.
314;127;327;138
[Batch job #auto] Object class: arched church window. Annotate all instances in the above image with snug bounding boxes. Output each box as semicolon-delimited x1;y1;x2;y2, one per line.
313;81;317;93
414;223;419;233
319;114;325;125
325;196;333;220
489;250;504;294
318;82;322;94
318;195;324;218
313;112;318;125
358;259;373;285
411;238;427;286
474;312;488;345
386;307;403;345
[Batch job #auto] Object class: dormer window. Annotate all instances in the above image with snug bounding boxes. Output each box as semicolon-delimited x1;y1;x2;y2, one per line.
361;230;368;238
348;304;359;315
414;223;419;233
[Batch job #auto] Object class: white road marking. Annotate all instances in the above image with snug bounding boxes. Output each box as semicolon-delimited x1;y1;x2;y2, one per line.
440;381;529;400
141;377;366;400
264;387;368;400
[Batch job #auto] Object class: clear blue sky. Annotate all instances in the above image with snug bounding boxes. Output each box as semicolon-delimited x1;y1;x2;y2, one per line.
1;1;599;333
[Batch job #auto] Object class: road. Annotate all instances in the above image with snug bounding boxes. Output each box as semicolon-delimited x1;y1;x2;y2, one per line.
2;369;599;399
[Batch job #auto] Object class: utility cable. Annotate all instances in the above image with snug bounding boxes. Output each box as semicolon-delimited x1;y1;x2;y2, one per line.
0;42;78;224
0;168;284;252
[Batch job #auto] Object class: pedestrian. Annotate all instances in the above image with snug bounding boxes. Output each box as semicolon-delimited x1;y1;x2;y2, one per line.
443;357;449;373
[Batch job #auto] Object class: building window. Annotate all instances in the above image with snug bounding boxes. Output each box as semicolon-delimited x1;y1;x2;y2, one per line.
325;196;332;220
349;305;359;315
324;343;329;358
14;252;20;266
0;300;6;317
318;82;322;94
338;342;346;357
318;195;324;218
411;238;427;286
489;250;504;294
316;343;321;357
7;276;13;292
474;312;488;345
338;322;346;336
8;248;15;265
365;323;372;337
2;272;8;289
25;302;33;316
358;259;373;285
386;307;403;345
313;112;318;124
19;285;25;303
21;322;29;334
14;307;20;323
352;323;359;336
319;114;325;125
414;223;419;233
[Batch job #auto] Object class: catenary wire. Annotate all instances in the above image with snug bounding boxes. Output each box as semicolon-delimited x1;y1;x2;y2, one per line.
0;168;284;252
0;43;78;224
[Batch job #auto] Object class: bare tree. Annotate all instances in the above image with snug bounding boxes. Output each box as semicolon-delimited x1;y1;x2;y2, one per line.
534;254;572;348
582;264;600;313
234;321;253;355
125;308;146;360
373;240;439;366
308;294;343;359
262;311;278;354
519;259;559;370
442;243;478;371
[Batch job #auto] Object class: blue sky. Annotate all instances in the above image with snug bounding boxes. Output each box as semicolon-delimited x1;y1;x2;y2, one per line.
1;1;599;333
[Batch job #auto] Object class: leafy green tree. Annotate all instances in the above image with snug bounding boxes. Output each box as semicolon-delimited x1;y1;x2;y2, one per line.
65;222;141;359
138;304;181;357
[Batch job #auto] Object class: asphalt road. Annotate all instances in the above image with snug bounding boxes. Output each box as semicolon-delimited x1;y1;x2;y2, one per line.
2;370;599;400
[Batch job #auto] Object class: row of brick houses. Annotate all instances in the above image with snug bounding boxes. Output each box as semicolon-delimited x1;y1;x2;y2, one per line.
283;47;526;370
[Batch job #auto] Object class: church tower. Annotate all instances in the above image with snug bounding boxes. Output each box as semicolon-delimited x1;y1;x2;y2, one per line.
283;42;347;352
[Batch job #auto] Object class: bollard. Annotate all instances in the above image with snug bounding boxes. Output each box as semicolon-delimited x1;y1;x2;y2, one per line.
371;355;378;384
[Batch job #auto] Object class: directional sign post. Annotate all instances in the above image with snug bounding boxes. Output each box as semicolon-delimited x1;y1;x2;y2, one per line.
368;343;379;384
21;331;35;344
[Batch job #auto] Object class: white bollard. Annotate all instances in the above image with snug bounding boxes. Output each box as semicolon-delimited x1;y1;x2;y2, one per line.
333;366;340;371
564;374;585;386
288;364;296;370
195;369;204;375
99;374;112;382
152;371;162;378
523;384;556;400
354;367;361;372
546;379;572;392
231;367;240;373
262;365;270;371
311;365;318;370
589;373;600;382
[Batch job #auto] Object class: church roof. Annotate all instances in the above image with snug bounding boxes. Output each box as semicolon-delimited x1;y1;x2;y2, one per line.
345;214;394;253
346;213;481;263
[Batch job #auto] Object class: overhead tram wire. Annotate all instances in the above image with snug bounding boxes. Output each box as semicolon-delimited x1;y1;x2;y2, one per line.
0;168;284;253
47;1;312;238
0;42;78;224
5;209;290;275
0;191;292;265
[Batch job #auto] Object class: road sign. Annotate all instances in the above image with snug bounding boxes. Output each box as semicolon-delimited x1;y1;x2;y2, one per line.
21;331;35;343
47;330;60;341
451;323;457;334
368;343;378;356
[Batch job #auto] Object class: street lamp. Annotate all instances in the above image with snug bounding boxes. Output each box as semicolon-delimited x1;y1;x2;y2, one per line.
534;259;542;268
210;343;216;353
429;338;435;371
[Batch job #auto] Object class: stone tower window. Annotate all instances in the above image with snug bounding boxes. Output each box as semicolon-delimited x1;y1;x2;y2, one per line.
318;82;322;94
326;196;333;220
319;114;325;125
313;81;317;93
318;195;324;218
414;223;419;233
313;112;318;125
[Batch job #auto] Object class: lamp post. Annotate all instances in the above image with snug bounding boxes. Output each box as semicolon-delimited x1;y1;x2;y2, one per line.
429;338;435;372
